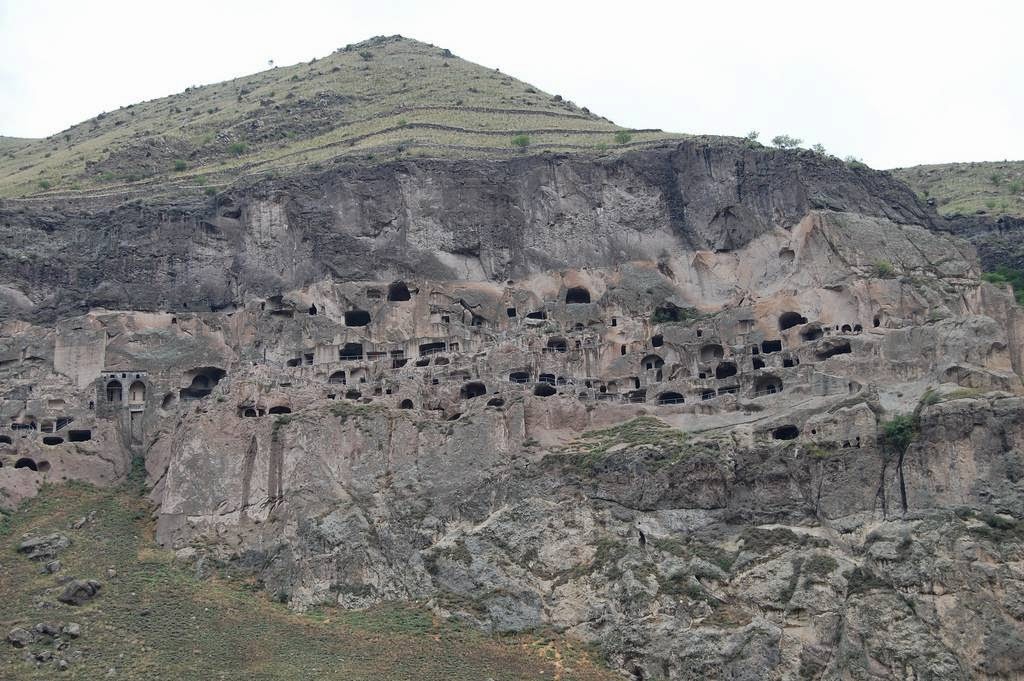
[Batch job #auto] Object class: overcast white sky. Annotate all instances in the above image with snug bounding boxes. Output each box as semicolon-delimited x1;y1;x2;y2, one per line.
1;0;1021;168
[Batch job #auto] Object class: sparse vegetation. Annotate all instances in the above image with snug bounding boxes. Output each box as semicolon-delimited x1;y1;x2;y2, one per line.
228;141;247;156
614;131;631;145
982;267;1024;304
771;134;802;149
173;159;187;171
893;160;1024;218
872;260;896;278
511;134;530;149
0;483;616;680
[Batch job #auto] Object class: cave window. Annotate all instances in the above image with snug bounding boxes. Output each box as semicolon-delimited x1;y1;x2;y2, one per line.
633;377;641;389
657;391;684;405
626;389;646;403
651;334;663;348
68;429;92;442
308;304;318;316
509;371;530;384
611;317;617;327
287;358;301;367
179;367;226;401
393;358;408;369
304;353;314;365
419;341;445;356
14;458;37;471
268;406;291;415
546;337;568;353
534;383;557;397
43;436;63;446
0;435;11;445
755;376;783;396
772;425;800;440
345;390;361;400
106;380;123;402
701;389;716;400
388;282;411;301
506;307;517;318
783;357;797;368
399;399;414;409
700;344;724;362
526;310;547;320
801;325;824;342
460;382;487;400
243;408;258;417
565;287;591;304
345;310;371;327
841;324;852;333
873;316;881;328
816;341;852;360
328;371;347;384
779;311;808;330
620;345;627;356
715;361;737;379
696;329;703;337
129;381;146;402
642;354;665;371
471;315;484;327
415;358;430;367
339;343;364;361
539;373;556;385
752;357;765;370
761;340;783;354
486;397;505;407
366;289;382;299
441;315;450;323
719;386;739;396
853;324;863;333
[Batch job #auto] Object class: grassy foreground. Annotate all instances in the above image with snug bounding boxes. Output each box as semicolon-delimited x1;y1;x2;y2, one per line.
0;483;615;680
892;160;1024;218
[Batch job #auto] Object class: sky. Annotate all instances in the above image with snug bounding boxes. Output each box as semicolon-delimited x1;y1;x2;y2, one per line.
1;0;1021;169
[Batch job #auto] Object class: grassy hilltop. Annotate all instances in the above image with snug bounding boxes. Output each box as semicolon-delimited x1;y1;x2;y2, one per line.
0;35;683;198
892;160;1024;218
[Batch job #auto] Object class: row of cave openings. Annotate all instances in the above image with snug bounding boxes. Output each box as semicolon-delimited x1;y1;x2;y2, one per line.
292;283;593;329
103;368;226;407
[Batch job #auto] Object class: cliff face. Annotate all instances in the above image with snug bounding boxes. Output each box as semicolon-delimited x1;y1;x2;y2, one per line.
0;141;930;322
3;138;1024;679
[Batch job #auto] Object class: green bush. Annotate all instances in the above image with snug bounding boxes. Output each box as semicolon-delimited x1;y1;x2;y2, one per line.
511;134;530;149
989;172;1002;186
811;143;827;155
228;142;247;156
1009;180;1023;194
771;134;802;149
614;131;632;145
37;179;51;190
873;260;895;278
881;414;917;453
982;267;1024;304
173;159;187;172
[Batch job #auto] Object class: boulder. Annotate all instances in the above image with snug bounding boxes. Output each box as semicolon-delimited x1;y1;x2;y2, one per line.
17;533;70;560
57;579;102;606
6;627;33;648
62;622;81;638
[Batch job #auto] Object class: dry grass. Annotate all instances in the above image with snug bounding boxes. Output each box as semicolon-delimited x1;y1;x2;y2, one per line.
892;160;1024;218
0;482;616;680
0;35;685;198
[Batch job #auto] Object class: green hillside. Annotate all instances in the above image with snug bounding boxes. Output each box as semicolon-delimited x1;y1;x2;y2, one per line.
892;160;1024;218
0;35;683;198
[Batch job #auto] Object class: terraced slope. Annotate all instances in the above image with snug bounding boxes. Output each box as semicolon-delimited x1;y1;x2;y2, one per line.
0;35;682;198
892;160;1024;218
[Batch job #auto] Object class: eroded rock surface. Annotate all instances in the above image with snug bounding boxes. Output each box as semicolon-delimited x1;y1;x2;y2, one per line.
2;140;1024;678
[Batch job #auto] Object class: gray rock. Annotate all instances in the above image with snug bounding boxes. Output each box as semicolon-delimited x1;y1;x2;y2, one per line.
57;579;102;606
62;622;81;638
17;534;70;560
6;627;34;648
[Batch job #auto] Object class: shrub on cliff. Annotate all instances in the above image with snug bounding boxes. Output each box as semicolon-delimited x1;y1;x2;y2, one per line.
511;134;530;150
771;134;802;149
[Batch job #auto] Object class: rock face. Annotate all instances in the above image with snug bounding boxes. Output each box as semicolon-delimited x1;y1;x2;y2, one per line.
3;138;1024;678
